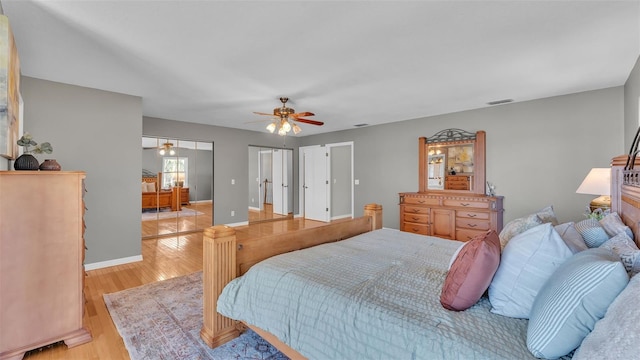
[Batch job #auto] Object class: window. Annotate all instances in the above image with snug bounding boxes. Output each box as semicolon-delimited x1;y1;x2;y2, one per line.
162;157;188;189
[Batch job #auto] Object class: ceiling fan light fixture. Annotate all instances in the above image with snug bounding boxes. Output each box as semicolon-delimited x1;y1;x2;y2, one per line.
277;127;287;136
281;119;292;132
292;123;302;135
266;122;277;133
159;141;174;156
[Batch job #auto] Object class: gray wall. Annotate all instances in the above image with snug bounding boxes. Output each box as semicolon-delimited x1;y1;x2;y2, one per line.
625;55;640;151
21;76;142;264
143;116;301;225
330;145;352;218
16;76;628;267
301;87;625;228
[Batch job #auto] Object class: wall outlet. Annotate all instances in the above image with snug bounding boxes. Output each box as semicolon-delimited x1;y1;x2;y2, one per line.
231;210;235;216
231;179;235;185
355;179;360;185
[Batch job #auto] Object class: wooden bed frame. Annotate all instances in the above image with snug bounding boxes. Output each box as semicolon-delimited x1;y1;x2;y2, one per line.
142;172;175;211
611;155;640;247
200;203;382;358
200;155;640;358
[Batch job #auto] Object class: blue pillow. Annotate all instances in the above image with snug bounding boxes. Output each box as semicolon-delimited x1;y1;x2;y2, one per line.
575;218;609;248
527;248;629;359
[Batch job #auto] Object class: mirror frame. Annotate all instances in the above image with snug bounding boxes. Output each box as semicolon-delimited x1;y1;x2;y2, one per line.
418;129;486;195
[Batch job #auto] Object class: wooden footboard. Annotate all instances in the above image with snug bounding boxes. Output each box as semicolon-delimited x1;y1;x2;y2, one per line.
200;203;383;349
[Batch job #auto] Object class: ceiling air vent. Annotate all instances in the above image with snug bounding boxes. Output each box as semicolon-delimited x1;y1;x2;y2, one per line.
354;123;369;127
487;99;514;106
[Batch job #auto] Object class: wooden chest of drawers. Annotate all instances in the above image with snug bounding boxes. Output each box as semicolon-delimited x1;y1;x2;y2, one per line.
445;175;471;190
399;192;503;241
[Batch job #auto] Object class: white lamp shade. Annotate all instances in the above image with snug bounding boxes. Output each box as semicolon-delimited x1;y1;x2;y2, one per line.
576;168;611;196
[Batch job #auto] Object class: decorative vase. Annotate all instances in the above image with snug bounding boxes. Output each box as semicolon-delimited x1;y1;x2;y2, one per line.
13;154;39;170
39;159;61;171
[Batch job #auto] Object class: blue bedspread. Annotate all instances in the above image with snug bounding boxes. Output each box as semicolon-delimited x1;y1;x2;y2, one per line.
217;228;556;359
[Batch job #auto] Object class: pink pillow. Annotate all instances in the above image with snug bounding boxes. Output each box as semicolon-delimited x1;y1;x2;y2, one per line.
440;230;501;311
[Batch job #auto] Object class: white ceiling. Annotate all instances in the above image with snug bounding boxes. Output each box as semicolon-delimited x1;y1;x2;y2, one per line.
2;1;639;136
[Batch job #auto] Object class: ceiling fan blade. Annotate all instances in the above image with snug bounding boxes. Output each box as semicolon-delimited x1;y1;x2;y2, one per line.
294;118;324;126
291;112;315;118
253;111;274;116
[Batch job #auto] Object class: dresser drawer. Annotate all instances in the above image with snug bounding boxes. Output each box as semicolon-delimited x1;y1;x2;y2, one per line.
403;205;430;215
456;210;490;220
443;199;490;209
402;197;440;206
402;212;429;224
456;218;491;231
456;228;487;242
402;222;429;235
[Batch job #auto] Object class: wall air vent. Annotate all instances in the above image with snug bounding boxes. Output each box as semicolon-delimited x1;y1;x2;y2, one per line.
487;99;514;106
354;123;369;127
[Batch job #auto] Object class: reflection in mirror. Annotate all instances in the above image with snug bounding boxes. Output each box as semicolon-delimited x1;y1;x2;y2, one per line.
420;129;486;195
141;137;213;239
248;145;294;224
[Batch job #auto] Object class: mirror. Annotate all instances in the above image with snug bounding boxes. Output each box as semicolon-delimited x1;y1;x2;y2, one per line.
141;137;213;239
419;129;486;195
248;145;294;223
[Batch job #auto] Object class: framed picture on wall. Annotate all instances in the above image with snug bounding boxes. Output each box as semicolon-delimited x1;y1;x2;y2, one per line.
0;15;20;160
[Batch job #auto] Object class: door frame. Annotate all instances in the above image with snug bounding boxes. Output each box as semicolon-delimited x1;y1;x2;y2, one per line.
298;141;354;220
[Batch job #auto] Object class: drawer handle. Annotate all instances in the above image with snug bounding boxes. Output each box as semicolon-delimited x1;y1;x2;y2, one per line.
466;213;477;217
412;209;421;213
467;223;477;228
412;217;420;221
418;200;425;204
460;203;470;207
412;228;420;232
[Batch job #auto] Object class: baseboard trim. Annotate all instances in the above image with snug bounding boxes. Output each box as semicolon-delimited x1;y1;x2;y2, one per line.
226;220;249;227
85;255;143;271
331;214;353;221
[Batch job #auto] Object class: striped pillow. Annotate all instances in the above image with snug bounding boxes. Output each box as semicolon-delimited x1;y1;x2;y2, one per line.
575;218;609;248
527;248;629;359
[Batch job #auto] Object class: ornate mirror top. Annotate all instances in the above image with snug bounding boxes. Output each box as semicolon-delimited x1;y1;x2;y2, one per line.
426;128;477;144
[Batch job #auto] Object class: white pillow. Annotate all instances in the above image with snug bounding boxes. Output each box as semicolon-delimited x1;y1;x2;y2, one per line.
573;271;640;360
145;182;156;192
498;213;543;249
142;182;147;193
599;232;640;276
555;222;588;254
488;223;573;319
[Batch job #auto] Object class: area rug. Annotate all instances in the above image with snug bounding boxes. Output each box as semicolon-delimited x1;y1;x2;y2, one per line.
141;208;204;221
103;271;288;360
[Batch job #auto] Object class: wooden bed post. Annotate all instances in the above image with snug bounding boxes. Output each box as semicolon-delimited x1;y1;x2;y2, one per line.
364;203;383;230
200;225;241;348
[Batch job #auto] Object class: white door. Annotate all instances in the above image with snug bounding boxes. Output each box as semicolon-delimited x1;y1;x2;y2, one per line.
303;146;329;222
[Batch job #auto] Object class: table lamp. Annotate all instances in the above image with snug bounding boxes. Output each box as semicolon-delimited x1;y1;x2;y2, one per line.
576;168;611;211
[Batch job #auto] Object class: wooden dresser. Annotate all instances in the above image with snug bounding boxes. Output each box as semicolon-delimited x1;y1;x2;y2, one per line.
399;192;503;241
0;171;91;360
401;129;504;242
444;175;471;190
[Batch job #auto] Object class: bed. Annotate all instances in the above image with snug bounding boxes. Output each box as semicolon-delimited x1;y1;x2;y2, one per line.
201;156;640;359
141;170;174;211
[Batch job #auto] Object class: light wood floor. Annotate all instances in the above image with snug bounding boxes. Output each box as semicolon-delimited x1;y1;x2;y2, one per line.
23;217;329;360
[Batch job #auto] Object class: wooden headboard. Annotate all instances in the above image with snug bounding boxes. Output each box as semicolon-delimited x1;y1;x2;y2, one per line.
611;155;640;247
142;171;162;189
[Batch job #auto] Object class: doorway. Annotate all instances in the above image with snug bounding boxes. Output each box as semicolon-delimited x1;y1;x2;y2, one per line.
248;145;294;223
299;142;354;222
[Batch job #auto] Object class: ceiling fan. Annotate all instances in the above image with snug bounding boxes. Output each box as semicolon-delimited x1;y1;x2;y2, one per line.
253;97;323;135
